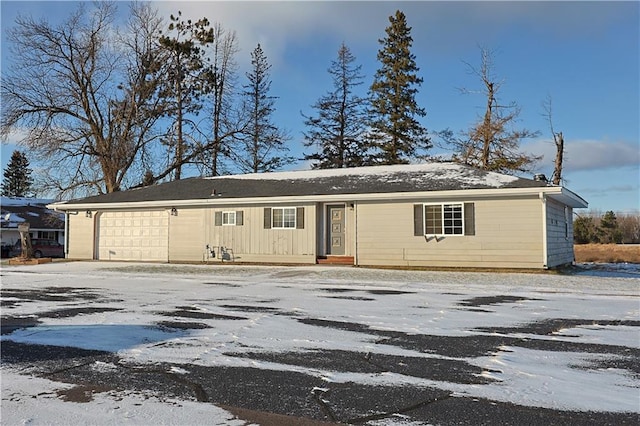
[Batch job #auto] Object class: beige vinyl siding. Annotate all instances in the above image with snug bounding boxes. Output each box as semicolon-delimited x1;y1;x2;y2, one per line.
345;205;355;256
546;198;574;267
168;208;208;262
206;204;316;264
356;197;544;268
66;212;95;259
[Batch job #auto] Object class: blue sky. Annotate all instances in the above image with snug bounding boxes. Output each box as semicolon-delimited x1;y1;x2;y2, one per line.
1;1;638;213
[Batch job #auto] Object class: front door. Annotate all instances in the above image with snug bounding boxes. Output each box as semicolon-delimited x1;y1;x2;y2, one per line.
326;204;345;255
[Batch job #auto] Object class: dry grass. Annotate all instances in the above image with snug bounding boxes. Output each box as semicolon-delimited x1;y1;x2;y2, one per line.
574;244;640;264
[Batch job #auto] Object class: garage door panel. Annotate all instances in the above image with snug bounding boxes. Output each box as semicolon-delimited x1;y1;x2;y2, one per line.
98;211;168;261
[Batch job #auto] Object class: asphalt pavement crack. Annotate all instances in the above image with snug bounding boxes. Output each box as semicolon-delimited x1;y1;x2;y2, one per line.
310;387;338;422
344;393;453;424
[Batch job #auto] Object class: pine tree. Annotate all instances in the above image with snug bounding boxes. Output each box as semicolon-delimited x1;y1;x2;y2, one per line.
369;10;430;164
158;11;214;180
303;43;371;169
1;150;34;197
232;44;291;173
598;211;622;244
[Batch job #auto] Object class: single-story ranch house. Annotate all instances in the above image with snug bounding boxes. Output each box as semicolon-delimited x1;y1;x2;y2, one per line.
50;163;588;269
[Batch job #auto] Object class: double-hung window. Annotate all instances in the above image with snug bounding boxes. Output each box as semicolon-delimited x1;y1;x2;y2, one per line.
272;207;296;229
222;211;236;226
414;203;474;236
214;211;243;226
263;207;305;230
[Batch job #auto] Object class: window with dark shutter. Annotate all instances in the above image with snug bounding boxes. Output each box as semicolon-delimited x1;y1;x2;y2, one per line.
296;207;304;229
264;208;272;229
464;203;475;236
416;203;474;236
413;204;423;236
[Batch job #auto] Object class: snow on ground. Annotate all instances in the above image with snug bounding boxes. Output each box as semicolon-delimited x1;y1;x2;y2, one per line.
1;261;639;424
2;369;245;425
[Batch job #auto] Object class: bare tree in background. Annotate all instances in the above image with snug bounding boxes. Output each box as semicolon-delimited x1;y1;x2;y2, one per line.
543;95;565;185
1;3;167;196
198;23;242;176
443;47;540;174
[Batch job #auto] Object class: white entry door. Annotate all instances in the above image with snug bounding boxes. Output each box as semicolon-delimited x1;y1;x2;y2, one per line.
98;211;168;261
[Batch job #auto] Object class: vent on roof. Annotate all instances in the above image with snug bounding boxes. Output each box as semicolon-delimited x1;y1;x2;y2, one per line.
533;174;548;182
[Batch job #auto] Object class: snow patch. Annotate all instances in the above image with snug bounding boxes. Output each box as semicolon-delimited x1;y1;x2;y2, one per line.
208;163;520;188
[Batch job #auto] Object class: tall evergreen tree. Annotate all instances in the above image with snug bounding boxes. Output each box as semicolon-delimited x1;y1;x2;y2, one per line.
302;43;371;169
1;150;33;197
232;44;291;173
369;10;430;164
158;11;214;180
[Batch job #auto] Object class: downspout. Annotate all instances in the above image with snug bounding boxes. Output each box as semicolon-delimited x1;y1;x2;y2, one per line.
354;202;358;266
540;192;548;269
64;212;70;258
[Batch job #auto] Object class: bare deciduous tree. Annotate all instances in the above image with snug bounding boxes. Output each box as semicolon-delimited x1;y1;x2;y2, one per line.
444;47;540;174
199;23;242;177
1;3;168;196
542;95;565;185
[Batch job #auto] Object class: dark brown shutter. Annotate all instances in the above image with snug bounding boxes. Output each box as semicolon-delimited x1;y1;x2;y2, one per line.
413;204;424;236
236;211;243;226
214;211;222;226
296;207;304;229
464;203;475;236
263;208;272;229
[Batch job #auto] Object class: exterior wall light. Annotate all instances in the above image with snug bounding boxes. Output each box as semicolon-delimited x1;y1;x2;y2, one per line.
171;207;178;216
85;210;92;218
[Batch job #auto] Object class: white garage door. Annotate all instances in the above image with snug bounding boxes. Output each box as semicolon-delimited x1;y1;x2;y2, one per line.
98;211;168;261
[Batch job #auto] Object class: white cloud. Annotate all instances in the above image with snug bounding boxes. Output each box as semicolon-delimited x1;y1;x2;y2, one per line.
153;1;636;69
526;138;640;172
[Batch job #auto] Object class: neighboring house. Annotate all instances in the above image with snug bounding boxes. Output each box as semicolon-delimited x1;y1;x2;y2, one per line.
1;197;65;249
49;163;588;269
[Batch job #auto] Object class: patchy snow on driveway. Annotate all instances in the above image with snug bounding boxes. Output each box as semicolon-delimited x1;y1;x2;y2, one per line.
1;261;639;424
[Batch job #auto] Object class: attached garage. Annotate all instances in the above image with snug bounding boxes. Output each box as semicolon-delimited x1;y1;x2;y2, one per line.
97;211;168;261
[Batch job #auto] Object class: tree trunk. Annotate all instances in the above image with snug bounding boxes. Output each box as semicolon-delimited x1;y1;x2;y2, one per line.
481;82;494;170
552;131;564;185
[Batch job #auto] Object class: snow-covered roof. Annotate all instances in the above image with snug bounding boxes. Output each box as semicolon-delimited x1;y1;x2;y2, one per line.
1;196;54;207
55;162;560;206
1;197;64;230
223;163;519;188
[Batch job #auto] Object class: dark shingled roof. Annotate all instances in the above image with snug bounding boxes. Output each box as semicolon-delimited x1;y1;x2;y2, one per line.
1;203;65;230
62;163;550;205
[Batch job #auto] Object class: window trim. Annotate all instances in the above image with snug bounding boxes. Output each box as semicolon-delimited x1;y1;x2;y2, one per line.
264;207;304;230
271;207;297;229
221;211;236;226
423;202;465;236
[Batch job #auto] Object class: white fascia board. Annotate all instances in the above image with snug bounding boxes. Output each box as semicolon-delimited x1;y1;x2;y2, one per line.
48;186;579;211
543;187;588;208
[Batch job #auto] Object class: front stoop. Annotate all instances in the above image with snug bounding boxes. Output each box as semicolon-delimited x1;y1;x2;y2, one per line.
316;256;355;266
8;257;53;265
